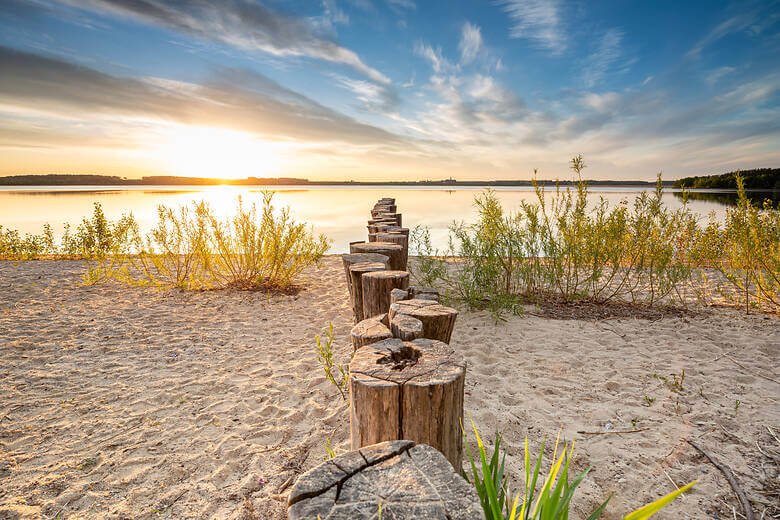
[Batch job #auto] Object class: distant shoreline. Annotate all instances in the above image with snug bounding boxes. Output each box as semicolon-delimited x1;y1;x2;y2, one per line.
0;174;676;187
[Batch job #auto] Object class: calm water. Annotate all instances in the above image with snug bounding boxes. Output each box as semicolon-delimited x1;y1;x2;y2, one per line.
0;185;769;253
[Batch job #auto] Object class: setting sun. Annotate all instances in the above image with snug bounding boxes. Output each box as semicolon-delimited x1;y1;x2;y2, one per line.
158;126;279;179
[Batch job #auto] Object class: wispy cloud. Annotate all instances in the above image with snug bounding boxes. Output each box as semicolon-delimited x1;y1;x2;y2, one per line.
500;0;565;54
705;66;736;85
582;28;625;88
331;74;399;112
414;41;455;73
0;46;402;146
686;12;759;59
459;22;483;64
49;0;390;84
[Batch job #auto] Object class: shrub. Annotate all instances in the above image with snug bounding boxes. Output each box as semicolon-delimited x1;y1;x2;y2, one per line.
1;193;330;292
412;158;778;314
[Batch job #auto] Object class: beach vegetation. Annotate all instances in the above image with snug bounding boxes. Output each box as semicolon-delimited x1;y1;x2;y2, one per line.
314;322;351;401
462;421;695;520
1;193;329;292
410;158;779;314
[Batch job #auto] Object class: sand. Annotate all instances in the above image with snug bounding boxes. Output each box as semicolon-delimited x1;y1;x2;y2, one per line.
0;256;778;519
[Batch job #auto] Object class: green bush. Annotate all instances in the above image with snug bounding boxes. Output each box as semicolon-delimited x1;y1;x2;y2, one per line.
411;158;778;314
1;193;330;292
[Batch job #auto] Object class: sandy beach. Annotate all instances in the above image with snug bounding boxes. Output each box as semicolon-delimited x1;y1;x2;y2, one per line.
0;256;778;519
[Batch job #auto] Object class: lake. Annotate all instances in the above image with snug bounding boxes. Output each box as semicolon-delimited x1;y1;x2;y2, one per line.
0;185;773;253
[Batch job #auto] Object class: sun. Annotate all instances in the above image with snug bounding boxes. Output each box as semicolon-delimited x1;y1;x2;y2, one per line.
158;126;278;179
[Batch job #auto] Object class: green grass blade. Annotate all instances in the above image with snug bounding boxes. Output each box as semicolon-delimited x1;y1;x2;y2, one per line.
622;480;697;520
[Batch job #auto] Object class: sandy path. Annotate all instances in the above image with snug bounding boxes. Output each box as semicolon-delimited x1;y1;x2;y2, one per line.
1;257;778;519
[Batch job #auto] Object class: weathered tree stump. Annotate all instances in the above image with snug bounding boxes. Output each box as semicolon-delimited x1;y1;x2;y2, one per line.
341;253;389;296
361;270;410;319
390;288;409;304
349;338;466;469
375;232;408;271
350;317;392;351
287;440;483;520
350;241;403;271
385;226;409;237
409;285;440;301
389;299;458;343
391;314;423;341
349;262;387;323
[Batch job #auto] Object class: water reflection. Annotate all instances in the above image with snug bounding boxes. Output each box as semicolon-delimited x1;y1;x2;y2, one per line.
672;189;778;207
0;185;743;253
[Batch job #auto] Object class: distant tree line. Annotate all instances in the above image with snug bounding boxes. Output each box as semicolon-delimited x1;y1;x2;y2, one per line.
673;168;780;190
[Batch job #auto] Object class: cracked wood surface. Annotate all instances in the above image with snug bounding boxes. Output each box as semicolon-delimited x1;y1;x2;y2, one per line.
288;441;483;520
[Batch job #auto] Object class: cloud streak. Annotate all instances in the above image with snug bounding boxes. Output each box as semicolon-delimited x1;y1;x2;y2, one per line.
500;0;565;54
0;46;402;147
52;0;390;84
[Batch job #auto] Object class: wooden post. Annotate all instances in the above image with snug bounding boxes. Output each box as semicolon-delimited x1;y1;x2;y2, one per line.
287;440;483;520
391;314;423;341
349;262;387;323
341;253;389;296
349;338;466;469
350;241;403;271
375;232;408;271
362;270;410;319
350;317;392;351
409;285;440;301
390;288;409;304
389;299;458;343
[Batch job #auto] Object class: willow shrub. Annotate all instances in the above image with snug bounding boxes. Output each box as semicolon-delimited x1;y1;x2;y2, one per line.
693;174;780;310
1;193;329;291
411;158;778;315
117;193;330;291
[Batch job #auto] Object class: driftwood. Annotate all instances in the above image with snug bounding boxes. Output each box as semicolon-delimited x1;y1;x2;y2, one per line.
389;299;458;343
350;241;403;271
349;262;387;323
350;338;466;469
350;317;392;351
287;440;483;520
391;314;423;341
361;270;410;319
687;439;754;520
375;232;408;271
341;253;389;296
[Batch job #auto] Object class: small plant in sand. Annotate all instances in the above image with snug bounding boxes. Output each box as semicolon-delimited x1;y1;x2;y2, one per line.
315;322;351;401
462;421;695;520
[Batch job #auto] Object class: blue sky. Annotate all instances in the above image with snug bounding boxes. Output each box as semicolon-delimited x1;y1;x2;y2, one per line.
0;0;778;180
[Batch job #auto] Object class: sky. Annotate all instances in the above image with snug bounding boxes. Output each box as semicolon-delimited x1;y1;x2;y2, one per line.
0;0;778;181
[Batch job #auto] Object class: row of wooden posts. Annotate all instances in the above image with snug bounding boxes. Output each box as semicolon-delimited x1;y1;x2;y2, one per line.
288;198;483;519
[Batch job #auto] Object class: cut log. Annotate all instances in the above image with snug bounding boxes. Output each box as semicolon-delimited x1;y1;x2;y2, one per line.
349;338;466;469
409;285;440;301
287;440;483;520
350;317;392;351
341;253;389;296
391;314;423;341
361;270;410;319
385;226;410;237
374;212;402;226
367;233;379;243
349;262;387;323
389;299;458;343
375;232;408;271
390;288;409;304
350;241;403;271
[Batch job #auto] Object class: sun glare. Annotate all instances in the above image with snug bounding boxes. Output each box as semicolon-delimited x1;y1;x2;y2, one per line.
159;126;279;180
